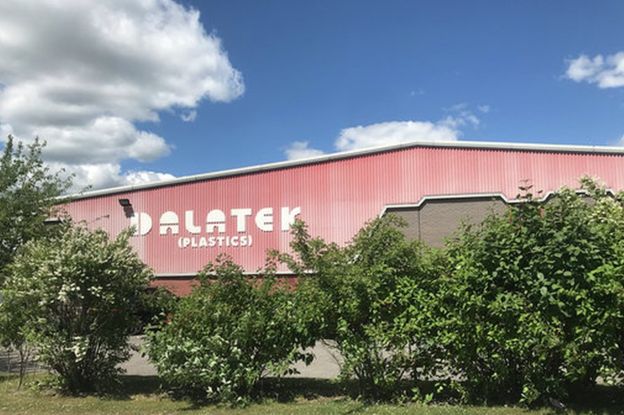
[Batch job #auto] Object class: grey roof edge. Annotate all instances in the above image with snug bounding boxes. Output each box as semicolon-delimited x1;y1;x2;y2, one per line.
66;139;624;201
379;188;617;216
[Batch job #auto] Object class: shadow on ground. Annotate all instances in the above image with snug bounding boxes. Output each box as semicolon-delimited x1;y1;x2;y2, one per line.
563;385;624;414
104;376;350;402
3;372;623;414
109;375;624;414
113;375;164;397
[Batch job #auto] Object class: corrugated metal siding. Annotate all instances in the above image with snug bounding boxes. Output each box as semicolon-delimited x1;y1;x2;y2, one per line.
64;145;624;276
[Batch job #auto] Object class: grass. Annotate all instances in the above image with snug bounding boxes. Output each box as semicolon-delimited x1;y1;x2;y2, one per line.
1;372;623;415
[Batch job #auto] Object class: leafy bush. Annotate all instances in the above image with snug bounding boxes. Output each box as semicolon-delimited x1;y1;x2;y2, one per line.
146;256;313;404
0;291;33;389
285;215;445;400
132;287;178;334
437;181;624;405
0;136;71;276
0;135;72;388
1;225;152;393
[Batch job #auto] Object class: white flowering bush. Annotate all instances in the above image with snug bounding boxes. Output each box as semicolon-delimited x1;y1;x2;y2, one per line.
146;256;312;404
1;225;152;392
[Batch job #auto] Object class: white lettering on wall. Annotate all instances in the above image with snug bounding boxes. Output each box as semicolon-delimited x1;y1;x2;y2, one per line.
133;206;302;249
206;209;226;233
281;206;301;231
160;211;179;235
231;208;252;232
176;235;254;249
255;207;273;232
130;212;152;236
184;210;201;234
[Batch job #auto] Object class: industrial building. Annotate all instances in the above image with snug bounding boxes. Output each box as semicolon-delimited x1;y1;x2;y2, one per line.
64;140;624;294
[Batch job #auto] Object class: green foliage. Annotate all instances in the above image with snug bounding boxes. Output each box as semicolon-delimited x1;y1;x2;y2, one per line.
0;136;71;278
0;136;71;388
1;225;152;393
437;180;624;405
132;287;178;335
0;284;34;389
285;216;445;401
0;283;28;350
146;256;313;404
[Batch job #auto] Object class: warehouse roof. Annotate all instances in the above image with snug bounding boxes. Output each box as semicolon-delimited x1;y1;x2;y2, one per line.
69;139;624;200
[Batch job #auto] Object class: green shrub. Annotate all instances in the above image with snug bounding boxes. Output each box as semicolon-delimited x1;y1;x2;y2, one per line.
132;287;178;334
286;216;445;401
146;256;313;404
1;225;152;393
438;181;624;405
0;136;72;276
0;289;33;389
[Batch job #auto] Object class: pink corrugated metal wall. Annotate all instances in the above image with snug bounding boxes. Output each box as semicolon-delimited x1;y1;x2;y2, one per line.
64;146;624;277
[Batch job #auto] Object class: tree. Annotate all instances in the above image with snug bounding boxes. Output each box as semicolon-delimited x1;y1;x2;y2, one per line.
1;225;152;393
0;290;32;389
437;180;624;405
0;135;71;280
284;216;445;401
147;255;312;404
0;135;72;386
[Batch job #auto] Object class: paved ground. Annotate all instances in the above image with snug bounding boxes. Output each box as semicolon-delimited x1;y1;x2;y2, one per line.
2;337;343;379
123;337;342;379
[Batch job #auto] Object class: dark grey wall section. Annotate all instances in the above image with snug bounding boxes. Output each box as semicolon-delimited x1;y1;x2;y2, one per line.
388;208;421;241
387;197;506;247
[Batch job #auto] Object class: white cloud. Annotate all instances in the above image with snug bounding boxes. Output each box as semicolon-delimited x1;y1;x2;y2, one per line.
284;141;325;160
53;162;176;193
284;105;484;157
181;110;197;122
38;117;170;164
0;0;243;190
565;52;624;88
124;170;176;186
335;120;459;151
335;106;481;152
441;103;481;128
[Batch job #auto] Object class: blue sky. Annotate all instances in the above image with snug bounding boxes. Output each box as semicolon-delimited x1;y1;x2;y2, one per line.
1;1;624;189
140;0;624;175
